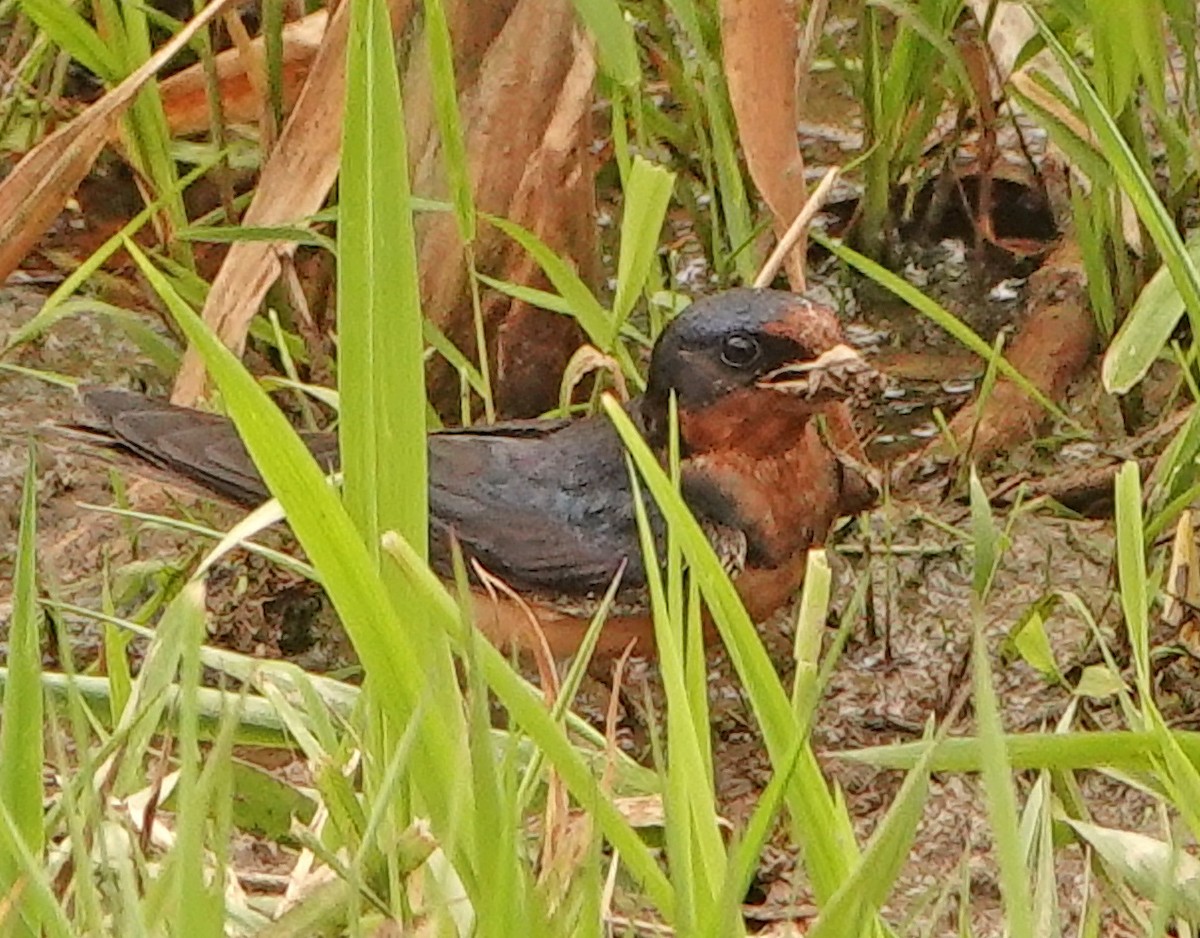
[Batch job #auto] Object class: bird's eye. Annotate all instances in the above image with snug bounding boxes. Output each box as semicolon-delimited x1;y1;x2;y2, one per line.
720;333;761;368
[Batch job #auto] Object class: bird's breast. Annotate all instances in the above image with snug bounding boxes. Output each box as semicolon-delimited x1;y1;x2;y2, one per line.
682;420;845;569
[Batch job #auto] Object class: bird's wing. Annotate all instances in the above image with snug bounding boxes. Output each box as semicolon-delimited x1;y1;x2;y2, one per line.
81;388;648;597
79;389;566;504
426;416;648;596
79;388;320;505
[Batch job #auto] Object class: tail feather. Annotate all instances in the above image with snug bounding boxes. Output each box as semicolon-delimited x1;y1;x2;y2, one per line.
80;388;339;506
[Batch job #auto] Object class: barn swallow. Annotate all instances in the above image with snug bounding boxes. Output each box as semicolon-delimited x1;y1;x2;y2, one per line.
79;288;883;658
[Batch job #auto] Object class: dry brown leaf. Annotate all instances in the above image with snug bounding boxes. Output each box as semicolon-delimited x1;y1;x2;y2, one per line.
171;0;402;403
758;923;806;937
159;11;327;136
488;25;597;416
0;0;237;283
537;807;595;914
175;0;595;417
470;559;560;702
463;556;581;912
608;793;733;831
945;241;1093;462
602;638;636;793
1181;617;1200;660
1164;509;1200;659
1164;509;1198;629
558;344;628;413
720;0;808;290
167;11;327;137
410;0;597;416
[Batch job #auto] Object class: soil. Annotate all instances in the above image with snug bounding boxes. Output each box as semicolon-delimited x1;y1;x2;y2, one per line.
4;242;1197;935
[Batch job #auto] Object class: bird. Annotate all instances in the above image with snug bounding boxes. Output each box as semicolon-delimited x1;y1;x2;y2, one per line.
78;288;883;658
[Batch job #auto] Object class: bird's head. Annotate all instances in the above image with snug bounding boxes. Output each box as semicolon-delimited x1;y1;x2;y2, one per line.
641;288;883;455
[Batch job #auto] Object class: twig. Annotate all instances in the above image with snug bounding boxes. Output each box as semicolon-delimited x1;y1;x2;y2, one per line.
753;166;840;289
795;0;830;108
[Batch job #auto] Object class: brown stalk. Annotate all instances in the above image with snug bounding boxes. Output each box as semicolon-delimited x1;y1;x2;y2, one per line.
171;0;387;403
753;165;839;288
221;6;277;152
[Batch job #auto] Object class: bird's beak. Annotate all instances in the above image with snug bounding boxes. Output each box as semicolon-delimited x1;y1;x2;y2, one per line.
756;344;885;405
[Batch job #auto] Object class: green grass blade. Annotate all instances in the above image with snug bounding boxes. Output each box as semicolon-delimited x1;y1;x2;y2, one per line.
1157;723;1200;844
175;224;337;251
969;467;1000;600
109;576;205;795
567;0;640;87
0;802;70;938
339;0;428;567
600;396;867;908
1030;9;1200;371
1;158;215;357
1104;231;1200;393
835;730;1200;773
1064;820;1200;921
972;614;1033;938
112;0;193;271
485;214;643;385
423;0;475;243
0;666;294;748
708;736;802;937
806;732;935;938
119;237;474;883
341;0;477;906
1114;462;1152;702
165;582;220;932
379;532;675;916
626;462;727;929
870;0;974;98
18;0;118;81
0;448;45;937
611;157;676;329
791;550;832;720
472;273;578;316
100;563;134;726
